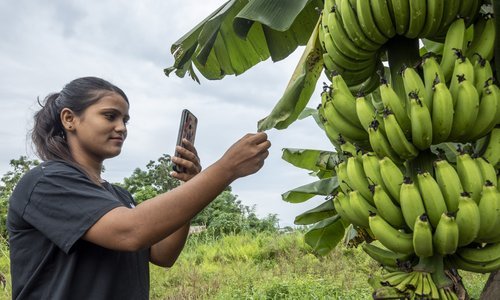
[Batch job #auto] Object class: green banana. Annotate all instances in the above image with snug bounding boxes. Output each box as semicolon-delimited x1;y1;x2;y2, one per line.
456;151;484;203
335;160;352;194
422;54;446;111
417;171;448;228
402;66;427;108
323;100;369;141
449;52;475;102
409;92;433;150
440;18;465;82
387;0;410;35
448;77;479;142
326;9;376;60
404;0;426;39
356;94;384;133
467;81;500;141
436;0;460;35
362;243;413;268
400;177;426;231
339;0;381;51
476;156;497;186
332;191;354;224
355;0;388;44
331;87;364;129
466;15;495;63
368;120;400;163
349;190;377;228
369;0;396;38
323;30;376;72
322;51;377;86
455;192;481;247
372;184;405;229
476;181;500;242
362;152;386;190
456;242;500;264
379;156;404;202
346;155;373;203
431;77;454;144
379;78;411;137
419;0;444;38
382;109;419;160
434;158;463;212
472;55;493;93
412;214;434;257
369;212;414;255
450;254;500;273
433;212;459;255
482;127;500;168
339;189;368;228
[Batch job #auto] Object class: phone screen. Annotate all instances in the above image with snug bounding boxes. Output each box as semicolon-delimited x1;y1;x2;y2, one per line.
173;109;198;172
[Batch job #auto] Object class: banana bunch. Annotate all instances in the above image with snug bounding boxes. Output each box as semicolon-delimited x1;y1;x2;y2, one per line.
376;270;446;300
316;1;500;297
319;0;482;91
333;146;500;261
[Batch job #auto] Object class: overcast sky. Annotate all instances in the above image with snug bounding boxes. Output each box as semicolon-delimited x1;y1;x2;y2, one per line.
0;0;333;226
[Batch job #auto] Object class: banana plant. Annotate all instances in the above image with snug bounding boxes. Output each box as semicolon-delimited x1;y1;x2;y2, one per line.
168;0;500;296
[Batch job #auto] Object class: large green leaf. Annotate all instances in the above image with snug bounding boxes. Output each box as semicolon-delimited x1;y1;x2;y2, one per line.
257;17;324;130
281;177;338;203
304;215;345;256
165;0;322;82
294;199;336;225
281;148;337;173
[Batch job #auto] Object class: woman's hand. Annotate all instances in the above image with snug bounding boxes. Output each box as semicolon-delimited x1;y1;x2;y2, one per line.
170;139;201;182
217;132;271;181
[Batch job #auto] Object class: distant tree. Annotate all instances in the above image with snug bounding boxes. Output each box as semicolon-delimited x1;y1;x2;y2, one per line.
117;154;180;203
119;154;279;235
0;156;40;239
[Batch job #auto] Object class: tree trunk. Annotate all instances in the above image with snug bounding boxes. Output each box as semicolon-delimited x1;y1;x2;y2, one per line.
480;271;500;300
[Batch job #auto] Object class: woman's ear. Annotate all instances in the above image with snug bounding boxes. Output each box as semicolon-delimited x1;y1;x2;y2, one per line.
60;108;76;131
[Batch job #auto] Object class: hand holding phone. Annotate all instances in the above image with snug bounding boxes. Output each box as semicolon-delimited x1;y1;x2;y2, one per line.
173;109;198;173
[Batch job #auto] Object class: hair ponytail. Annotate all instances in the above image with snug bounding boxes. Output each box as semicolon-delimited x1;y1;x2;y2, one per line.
31;76;129;162
32;93;72;161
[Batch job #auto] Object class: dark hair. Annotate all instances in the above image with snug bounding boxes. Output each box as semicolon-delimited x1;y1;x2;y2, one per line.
31;76;129;162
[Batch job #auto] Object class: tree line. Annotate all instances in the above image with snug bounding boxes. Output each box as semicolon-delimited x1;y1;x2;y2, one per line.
0;155;279;241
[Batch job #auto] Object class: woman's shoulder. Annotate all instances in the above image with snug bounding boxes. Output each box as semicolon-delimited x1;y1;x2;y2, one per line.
39;160;86;176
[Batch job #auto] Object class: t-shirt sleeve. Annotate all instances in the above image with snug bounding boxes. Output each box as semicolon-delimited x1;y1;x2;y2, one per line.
22;166;124;254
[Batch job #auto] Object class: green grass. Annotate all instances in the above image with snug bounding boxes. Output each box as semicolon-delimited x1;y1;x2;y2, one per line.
0;231;491;299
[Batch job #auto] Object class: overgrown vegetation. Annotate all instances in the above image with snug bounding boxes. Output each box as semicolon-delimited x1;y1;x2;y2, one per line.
0;157;490;299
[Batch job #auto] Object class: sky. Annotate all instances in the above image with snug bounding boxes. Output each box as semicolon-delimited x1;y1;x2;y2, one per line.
0;0;334;227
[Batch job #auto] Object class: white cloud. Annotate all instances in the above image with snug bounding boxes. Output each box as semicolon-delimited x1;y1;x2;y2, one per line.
0;0;333;227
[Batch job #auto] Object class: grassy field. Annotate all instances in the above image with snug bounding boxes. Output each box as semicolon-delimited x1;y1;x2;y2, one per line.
0;231;490;299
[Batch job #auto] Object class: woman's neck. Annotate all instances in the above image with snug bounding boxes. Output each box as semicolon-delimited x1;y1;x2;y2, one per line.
73;156;104;185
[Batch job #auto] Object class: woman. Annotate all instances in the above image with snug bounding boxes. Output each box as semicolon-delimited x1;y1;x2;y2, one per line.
7;76;271;299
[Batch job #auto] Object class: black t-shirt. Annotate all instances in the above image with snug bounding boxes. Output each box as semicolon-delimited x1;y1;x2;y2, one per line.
7;161;150;299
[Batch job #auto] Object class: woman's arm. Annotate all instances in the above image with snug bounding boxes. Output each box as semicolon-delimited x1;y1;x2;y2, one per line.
82;132;270;252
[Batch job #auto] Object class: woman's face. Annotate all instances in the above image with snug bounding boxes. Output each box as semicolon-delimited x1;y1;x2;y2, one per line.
67;92;130;162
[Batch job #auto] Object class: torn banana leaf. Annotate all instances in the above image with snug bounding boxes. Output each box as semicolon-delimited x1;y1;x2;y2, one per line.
257;17;324;130
281;177;338;203
281;148;338;178
294;198;336;225
304;215;344;256
165;0;321;82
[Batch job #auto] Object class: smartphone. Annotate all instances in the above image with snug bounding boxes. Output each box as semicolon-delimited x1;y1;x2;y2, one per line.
173;109;198;173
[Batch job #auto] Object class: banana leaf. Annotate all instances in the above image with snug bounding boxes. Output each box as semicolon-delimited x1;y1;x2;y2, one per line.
257;17;324;130
294;198;336;225
281;177;338;203
304;215;344;256
281;148;338;173
298;107;324;129
165;0;322;82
